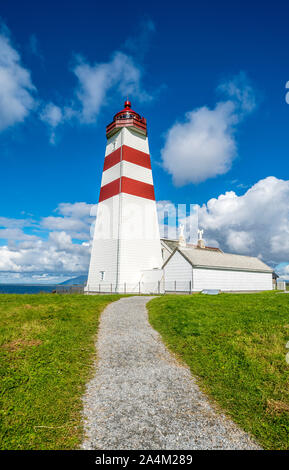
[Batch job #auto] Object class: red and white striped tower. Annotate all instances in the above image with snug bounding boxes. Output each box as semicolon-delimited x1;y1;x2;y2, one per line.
86;100;163;293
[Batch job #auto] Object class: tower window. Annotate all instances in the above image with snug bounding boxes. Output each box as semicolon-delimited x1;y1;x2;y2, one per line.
99;271;105;281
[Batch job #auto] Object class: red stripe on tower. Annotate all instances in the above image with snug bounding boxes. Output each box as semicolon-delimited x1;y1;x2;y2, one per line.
99;177;155;202
98;179;120;202
122;176;155;200
122;146;151;169
103;145;151;172
103;147;121;171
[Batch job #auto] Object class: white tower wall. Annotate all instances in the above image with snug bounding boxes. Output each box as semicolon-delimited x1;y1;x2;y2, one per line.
86;114;163;293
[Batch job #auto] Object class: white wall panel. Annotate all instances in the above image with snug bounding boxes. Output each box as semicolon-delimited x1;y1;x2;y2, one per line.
193;268;273;291
122;127;150;153
105;131;122;155
86;173;163;291
101;163;121;187
163;252;273;292
118;193;163;283
86;195;120;290
121;161;153;184
101;161;153;187
161;241;173;263
106;128;149;155
164;251;192;291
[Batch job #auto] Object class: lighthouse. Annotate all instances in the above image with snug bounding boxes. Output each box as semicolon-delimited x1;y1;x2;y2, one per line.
86;100;163;293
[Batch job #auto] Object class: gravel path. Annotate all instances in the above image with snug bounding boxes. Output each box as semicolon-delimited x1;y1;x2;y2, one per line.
82;296;260;450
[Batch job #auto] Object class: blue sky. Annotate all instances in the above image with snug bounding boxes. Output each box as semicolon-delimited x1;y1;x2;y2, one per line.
0;0;289;283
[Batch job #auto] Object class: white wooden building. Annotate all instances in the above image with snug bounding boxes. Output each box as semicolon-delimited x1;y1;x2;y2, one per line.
162;240;273;292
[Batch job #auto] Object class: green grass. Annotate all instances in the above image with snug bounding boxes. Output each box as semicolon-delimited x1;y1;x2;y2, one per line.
0;293;121;450
148;292;289;450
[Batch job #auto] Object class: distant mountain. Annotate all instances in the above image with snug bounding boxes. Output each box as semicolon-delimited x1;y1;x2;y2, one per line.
59;275;87;286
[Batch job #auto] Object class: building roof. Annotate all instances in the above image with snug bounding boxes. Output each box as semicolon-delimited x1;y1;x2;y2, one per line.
161;238;223;253
164;246;273;273
161;239;179;252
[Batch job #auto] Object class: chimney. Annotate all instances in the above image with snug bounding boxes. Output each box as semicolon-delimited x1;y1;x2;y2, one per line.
178;224;186;247
197;229;205;248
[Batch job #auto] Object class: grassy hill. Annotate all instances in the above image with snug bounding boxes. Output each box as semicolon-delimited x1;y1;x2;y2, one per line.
0;293;121;450
1;291;289;449
148;291;289;450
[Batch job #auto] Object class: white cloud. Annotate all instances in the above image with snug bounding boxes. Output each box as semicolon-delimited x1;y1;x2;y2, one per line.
0;30;36;131
0;228;38;241
0;236;90;275
158;177;289;277
0;21;155;143
43;104;62;127
37;19;156;143
161;73;256;185
57;202;95;218
0;216;32;228
275;264;289;280
40;102;64;144
40;201;95;237
161;102;237;185
40;216;88;233
217;71;256;114
1;181;289;282
72;19;156;124
39;51;150;143
0;202;94;282
74;51;150;124
225;230;254;254
196;176;289;267
48;230;75;249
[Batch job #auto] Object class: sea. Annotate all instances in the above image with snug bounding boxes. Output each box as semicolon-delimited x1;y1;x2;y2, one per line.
0;285;58;294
